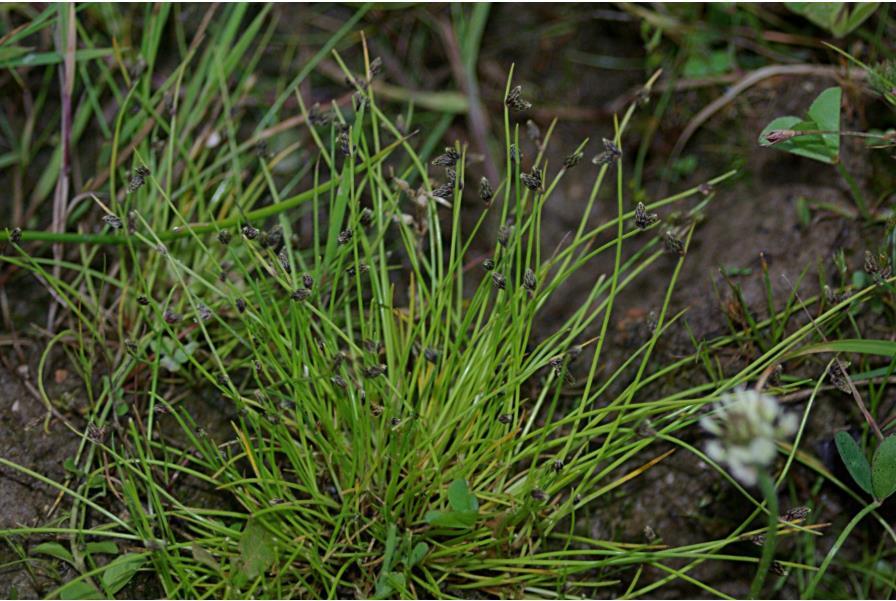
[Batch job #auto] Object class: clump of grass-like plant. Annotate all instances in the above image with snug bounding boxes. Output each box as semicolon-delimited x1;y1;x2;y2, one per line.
5;8;896;598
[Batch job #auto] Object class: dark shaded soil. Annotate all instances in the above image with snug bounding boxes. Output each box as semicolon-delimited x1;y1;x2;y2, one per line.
0;364;80;598
2;4;895;599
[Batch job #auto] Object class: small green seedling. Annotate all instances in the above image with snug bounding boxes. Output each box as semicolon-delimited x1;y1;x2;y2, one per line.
835;431;896;502
31;541;146;599
373;524;428;599
149;337;198;372
759;87;841;164
424;478;479;529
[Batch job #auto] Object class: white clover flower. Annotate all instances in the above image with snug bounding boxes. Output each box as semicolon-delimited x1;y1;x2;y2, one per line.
700;388;799;486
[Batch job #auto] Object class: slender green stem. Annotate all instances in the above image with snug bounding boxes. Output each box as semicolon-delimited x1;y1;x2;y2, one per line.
751;471;779;599
804;500;881;599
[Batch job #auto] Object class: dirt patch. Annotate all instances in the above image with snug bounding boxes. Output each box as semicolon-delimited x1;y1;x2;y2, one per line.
0;362;80;599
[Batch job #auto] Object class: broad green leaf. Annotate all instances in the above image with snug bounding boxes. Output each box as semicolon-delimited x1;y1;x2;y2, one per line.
101;553;147;595
63;457;82;475
407;542;428;567
759;117;837;164
787;3;879;37
237;519;275;581
871;435;896;501
808;87;842;155
191;542;220;569
835;431;872;494
683;50;733;78
32;542;74;564
759;88;841;164
374;571;406;599
424;509;478;529
447;478;478;513
57;580;102;600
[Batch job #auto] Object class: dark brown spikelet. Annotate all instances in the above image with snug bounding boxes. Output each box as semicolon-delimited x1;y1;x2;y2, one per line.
509;144;523;164
86;423;108;444
308;103;331;126
563;150;583;169
363;364;386;378
236;298;247;313
663;230;686;257
431;181;454;200
269;248;285;273
242;225;259;240
479;177;493;204
782;506;810;522
497;413;512;424
523;268;537;292
505;85;532;111
444;167;461;190
423;347;439;363
331;375;347;389
10;227;22;244
217;230;232;245
530;489;549;502
291;288;311;302
593;138;622;166
551;459;564;472
865;250;892;282
521;167;542;191
431;147;460;167
302;274;314;289
338;131;352;157
137;295;150;306
492;272;506;290
337;228;353;245
196;304;212;322
261;225;284;250
497;224;512;247
634;202;658;230
829;361;851;393
128;166;150;193
360;207;374;228
164;308;181;324
368;56;383;79
346;263;368;277
483;258;495;271
103;214;123;230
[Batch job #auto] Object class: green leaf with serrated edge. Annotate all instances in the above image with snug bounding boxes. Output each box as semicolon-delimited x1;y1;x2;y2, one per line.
835;431;872;494
871;435;896;500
